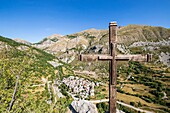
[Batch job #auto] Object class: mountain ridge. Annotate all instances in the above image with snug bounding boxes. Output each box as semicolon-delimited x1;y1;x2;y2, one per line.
10;24;170;46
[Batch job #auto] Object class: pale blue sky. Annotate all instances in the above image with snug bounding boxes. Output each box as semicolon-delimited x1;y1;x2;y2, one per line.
0;0;170;42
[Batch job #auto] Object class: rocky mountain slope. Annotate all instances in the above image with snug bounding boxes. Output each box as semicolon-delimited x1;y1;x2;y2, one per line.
34;25;170;67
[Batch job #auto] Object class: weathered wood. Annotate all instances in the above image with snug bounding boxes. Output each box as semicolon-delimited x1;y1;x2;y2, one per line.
79;54;112;61
109;22;117;113
80;54;152;62
116;54;152;62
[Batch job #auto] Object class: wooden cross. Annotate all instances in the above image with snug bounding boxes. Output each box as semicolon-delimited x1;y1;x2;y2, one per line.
79;22;152;113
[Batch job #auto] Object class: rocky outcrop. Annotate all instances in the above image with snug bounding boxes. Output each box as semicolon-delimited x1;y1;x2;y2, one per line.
46;36;88;53
129;40;170;47
70;100;98;113
0;41;12;51
70;100;125;113
17;45;29;51
159;52;170;67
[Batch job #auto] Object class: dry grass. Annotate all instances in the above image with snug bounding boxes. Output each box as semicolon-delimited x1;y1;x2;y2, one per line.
117;92;164;109
122;84;155;98
27;86;45;94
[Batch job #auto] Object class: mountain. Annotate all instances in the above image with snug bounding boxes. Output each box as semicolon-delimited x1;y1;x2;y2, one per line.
34;25;170;67
36;25;170;50
0;24;170;113
33;34;63;50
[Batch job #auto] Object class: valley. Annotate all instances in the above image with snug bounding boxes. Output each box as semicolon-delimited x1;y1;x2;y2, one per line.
0;24;170;113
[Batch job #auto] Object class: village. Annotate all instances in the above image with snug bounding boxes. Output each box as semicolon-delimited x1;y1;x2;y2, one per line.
62;76;99;99
53;76;100;99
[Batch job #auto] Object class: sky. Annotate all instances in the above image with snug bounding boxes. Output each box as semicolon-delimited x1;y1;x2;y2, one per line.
0;0;170;43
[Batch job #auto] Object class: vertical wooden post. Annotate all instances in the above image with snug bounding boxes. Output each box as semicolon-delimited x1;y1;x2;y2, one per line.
109;22;117;113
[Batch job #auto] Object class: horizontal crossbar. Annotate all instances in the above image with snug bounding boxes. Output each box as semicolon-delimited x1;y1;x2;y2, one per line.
79;54;152;62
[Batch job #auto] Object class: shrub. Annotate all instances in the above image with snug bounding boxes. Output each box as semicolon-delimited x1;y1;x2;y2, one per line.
130;102;135;106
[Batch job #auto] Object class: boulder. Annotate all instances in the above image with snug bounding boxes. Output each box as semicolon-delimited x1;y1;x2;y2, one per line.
70;100;98;113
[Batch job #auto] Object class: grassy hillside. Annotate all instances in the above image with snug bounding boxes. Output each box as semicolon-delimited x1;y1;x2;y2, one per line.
118;25;170;44
0;36;72;112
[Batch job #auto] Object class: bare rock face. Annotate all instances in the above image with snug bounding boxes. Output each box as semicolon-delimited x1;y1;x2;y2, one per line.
0;41;6;50
69;100;125;113
0;41;12;51
129;40;170;47
45;36;88;53
70;100;98;113
17;45;29;51
159;52;170;67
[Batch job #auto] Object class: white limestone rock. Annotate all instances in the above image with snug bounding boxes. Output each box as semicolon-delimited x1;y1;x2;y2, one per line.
71;100;98;113
159;52;170;67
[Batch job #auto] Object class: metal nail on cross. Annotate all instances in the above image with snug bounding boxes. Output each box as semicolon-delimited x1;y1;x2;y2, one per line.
79;22;152;113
